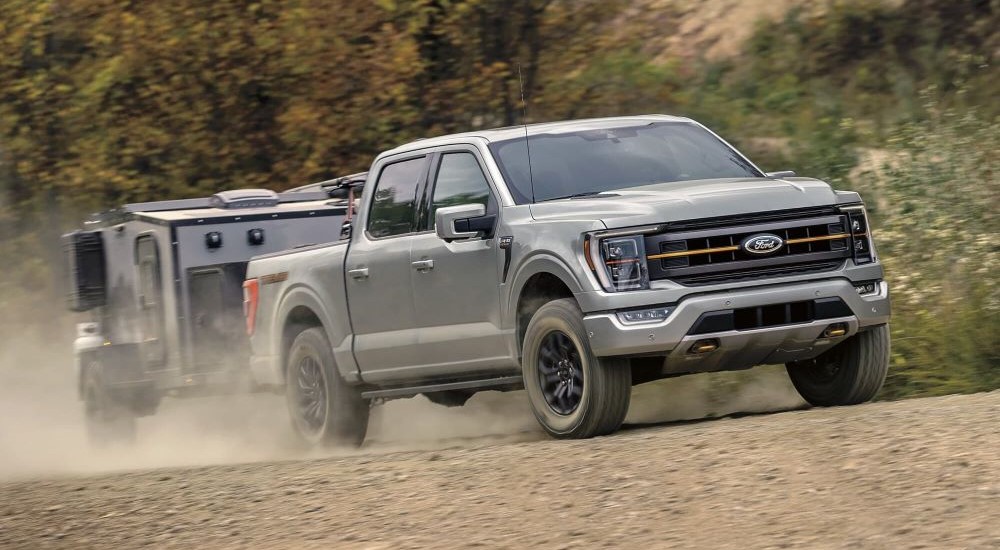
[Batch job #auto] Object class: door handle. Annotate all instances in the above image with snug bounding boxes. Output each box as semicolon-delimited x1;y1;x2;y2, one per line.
348;267;369;280
411;259;434;271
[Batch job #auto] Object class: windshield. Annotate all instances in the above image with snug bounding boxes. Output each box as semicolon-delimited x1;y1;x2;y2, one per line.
488;121;763;203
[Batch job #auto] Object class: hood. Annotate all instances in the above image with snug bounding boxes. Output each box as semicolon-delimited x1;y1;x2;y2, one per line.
527;177;839;229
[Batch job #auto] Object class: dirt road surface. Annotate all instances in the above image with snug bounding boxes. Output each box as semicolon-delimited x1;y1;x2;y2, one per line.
2;391;999;549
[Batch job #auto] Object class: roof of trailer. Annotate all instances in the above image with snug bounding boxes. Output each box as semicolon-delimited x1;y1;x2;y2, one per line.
134;198;345;222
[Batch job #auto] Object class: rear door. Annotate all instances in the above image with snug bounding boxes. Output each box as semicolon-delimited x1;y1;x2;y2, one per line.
407;148;511;378
346;155;429;381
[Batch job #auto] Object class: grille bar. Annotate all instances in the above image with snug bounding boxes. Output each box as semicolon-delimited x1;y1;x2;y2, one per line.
648;244;739;260
786;232;853;245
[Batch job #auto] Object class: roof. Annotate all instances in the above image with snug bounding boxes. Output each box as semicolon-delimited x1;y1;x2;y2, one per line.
85;191;347;227
134;198;343;223
384;114;695;155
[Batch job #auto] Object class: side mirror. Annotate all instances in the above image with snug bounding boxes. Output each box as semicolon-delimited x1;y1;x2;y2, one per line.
765;170;797;179
435;204;487;241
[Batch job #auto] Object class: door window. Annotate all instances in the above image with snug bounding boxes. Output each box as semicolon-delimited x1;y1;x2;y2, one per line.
367;156;426;238
430;152;493;225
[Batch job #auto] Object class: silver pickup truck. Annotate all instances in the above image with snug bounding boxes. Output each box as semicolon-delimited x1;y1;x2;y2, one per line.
244;115;890;445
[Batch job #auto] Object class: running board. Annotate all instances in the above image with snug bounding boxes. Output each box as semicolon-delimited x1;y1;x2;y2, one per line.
361;375;523;400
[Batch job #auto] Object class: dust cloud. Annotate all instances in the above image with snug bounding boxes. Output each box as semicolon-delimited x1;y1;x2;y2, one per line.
0;320;804;481
626;365;807;425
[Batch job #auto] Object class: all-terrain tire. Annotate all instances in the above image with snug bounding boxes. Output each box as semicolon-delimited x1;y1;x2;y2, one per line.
522;298;631;439
286;327;369;447
786;324;890;406
82;362;137;446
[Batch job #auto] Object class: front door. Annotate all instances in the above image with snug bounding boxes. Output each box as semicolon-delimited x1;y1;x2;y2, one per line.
347;155;427;382
408;150;511;378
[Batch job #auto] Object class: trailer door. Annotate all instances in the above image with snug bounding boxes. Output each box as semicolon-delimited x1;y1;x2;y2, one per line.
135;234;166;367
187;264;248;372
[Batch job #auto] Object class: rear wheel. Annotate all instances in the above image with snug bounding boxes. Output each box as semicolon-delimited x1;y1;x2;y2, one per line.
786;324;890;406
82;362;136;446
522;299;631;439
286;327;369;447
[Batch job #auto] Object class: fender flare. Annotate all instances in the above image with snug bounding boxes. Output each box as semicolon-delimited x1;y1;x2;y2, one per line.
272;284;347;381
505;252;585;329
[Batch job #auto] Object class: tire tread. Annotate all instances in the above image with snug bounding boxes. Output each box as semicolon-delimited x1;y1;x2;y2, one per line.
523;298;631;439
787;324;890;406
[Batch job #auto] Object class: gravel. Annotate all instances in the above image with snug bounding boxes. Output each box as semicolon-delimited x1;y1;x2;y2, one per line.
2;391;999;549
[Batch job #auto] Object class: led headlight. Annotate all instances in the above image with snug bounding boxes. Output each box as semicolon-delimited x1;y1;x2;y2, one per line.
841;206;875;264
587;233;650;291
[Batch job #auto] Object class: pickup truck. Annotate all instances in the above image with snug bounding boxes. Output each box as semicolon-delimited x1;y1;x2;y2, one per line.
244;115;891;445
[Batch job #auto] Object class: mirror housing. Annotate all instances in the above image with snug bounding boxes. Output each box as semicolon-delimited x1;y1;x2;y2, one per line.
765;170;797;179
435;204;487;241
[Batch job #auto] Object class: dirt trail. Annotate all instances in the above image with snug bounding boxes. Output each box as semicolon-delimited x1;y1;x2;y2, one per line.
2;391;998;549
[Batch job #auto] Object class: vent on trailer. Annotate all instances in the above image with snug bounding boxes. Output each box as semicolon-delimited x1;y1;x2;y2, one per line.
63;230;106;312
209;189;280;209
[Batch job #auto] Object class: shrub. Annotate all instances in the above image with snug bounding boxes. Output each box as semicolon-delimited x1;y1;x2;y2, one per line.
850;95;999;397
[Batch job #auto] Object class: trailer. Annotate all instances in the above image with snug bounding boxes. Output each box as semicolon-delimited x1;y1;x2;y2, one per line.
64;183;361;443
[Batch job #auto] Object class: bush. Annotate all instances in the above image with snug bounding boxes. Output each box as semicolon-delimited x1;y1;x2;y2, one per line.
850;95;999;397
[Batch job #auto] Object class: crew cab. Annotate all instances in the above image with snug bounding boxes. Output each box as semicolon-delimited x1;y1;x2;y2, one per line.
244;115;891;445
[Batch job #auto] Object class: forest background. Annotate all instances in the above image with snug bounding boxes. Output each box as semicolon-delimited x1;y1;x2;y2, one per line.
0;0;996;398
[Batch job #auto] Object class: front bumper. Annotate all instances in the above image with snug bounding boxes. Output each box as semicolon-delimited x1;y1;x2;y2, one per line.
582;278;889;373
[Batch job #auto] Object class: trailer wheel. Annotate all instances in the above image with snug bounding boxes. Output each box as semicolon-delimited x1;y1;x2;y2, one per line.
286;327;369;447
522;298;631;439
786;324;890;406
82;362;136;446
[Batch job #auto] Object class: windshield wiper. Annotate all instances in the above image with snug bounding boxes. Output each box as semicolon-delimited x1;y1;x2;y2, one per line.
539;191;614;202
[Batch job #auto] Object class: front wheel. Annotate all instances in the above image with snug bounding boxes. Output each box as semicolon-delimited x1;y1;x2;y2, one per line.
522;299;631;439
786;324;890;406
286;327;369;447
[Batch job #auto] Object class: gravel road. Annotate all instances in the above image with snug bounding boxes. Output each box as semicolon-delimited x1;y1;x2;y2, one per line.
2;391;999;549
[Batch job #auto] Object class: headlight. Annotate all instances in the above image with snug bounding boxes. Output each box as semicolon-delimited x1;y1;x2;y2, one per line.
841;205;875;264
586;234;650;291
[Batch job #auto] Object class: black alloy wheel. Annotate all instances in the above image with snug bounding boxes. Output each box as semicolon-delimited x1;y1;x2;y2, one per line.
537;331;584;415
521;298;631;439
285;327;369;447
293;355;328;438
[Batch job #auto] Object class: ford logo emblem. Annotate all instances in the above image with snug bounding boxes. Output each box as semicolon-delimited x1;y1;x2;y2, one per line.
741;233;784;255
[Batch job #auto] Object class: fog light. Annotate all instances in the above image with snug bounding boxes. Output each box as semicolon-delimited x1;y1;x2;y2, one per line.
854;281;879;295
821;323;848;338
617;306;674;325
688;338;719;355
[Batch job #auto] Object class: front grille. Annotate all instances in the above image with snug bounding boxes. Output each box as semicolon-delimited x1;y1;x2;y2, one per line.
645;209;853;286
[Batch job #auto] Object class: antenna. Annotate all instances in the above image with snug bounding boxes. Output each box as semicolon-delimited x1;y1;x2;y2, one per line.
517;63;536;203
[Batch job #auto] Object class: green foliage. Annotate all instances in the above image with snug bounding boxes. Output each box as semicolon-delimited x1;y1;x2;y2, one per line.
686;0;998;146
849;99;999;398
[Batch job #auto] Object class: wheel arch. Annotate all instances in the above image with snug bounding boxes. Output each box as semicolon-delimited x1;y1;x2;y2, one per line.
508;255;583;358
275;285;339;383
